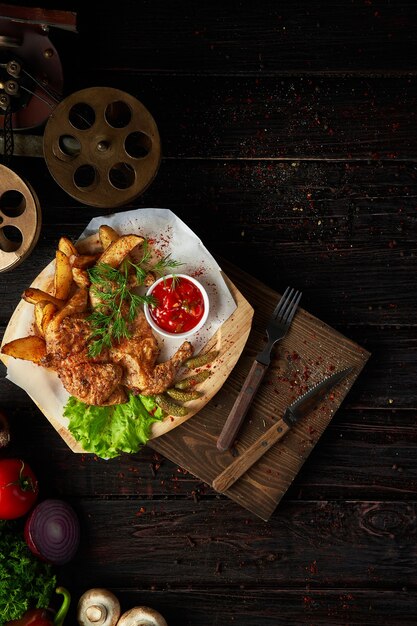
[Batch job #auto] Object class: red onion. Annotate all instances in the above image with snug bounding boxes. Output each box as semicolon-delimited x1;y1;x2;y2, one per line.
24;498;80;565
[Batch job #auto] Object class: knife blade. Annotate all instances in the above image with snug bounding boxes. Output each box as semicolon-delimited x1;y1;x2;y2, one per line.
212;366;354;493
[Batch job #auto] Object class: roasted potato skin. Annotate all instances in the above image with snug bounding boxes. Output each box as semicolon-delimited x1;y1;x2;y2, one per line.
58;236;78;258
34;301;58;337
22;288;65;308
98;234;145;268
1;335;47;363
99;224;120;250
54;250;73;300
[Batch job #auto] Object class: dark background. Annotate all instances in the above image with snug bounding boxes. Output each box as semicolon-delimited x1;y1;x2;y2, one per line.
1;1;417;624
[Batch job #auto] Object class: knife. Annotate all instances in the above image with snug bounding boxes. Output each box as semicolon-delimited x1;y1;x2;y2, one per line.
212;366;353;493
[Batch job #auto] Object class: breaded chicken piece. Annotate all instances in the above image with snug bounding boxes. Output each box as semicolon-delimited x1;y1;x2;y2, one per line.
110;310;193;396
42;314;126;406
42;309;193;405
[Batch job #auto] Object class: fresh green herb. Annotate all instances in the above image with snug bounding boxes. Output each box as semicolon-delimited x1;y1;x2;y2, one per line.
87;261;155;357
152;253;183;276
87;246;182;357
0;521;56;622
64;393;164;459
162;273;182;291
137;238;152;265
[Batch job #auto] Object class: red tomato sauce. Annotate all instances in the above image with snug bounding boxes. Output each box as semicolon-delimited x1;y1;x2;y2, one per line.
149;276;205;333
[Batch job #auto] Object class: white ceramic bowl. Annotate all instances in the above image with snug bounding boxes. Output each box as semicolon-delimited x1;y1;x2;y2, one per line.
143;273;209;339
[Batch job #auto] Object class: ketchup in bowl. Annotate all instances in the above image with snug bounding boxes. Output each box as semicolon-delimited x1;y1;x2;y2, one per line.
145;274;209;337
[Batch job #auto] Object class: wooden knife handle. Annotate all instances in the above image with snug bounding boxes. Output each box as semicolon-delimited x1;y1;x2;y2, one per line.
213;418;290;492
216;360;268;452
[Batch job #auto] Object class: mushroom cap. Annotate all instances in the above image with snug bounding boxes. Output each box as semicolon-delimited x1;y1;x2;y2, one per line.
0;410;10;448
77;588;121;626
117;606;168;626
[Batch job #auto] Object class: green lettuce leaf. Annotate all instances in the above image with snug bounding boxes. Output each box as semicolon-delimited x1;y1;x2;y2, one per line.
64;393;164;459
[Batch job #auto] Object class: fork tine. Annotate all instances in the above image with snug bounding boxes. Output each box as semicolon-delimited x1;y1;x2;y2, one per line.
282;290;302;326
278;288;298;321
272;286;293;319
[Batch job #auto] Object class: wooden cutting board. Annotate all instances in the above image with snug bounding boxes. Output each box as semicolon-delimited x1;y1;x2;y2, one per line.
149;261;371;521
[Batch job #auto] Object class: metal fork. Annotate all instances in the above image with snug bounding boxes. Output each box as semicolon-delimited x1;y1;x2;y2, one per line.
216;286;302;452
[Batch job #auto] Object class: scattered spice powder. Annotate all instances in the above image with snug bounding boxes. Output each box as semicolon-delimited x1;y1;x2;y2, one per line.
135;506;146;517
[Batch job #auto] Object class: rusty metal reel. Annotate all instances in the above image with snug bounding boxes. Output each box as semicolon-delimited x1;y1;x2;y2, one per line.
0;164;41;272
43;86;161;208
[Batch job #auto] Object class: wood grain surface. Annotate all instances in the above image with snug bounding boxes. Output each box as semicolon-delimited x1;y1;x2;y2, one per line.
0;1;416;624
149;262;370;520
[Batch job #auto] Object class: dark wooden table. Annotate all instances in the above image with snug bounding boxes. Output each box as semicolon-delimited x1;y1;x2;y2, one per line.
1;2;417;624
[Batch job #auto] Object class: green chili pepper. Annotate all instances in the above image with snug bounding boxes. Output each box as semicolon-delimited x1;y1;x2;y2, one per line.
54;587;71;626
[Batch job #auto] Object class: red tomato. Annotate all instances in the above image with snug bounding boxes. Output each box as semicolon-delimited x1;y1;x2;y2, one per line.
0;458;39;519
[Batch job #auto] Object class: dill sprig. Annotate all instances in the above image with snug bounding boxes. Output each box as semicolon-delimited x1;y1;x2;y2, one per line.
153;253;183;276
86;244;183;357
153;253;183;291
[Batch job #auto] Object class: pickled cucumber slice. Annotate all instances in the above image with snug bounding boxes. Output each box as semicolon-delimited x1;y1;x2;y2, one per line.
175;369;211;390
166;388;202;402
155;394;189;417
185;349;219;369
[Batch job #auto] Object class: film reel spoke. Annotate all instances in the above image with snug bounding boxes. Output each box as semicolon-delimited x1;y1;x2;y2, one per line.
0;164;41;272
44;87;161;208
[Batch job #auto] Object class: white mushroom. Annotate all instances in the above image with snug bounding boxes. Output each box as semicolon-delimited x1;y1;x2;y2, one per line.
0;410;10;448
117;606;168;626
77;588;121;626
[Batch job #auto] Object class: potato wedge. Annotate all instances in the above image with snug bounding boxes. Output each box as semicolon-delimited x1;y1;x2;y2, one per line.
48;287;88;334
70;254;99;269
1;335;46;363
72;267;90;288
34;301;58;336
34;300;47;336
58;236;78;258
40;302;58;334
99;225;120;251
22;288;65;308
54;250;73;300
98;234;144;268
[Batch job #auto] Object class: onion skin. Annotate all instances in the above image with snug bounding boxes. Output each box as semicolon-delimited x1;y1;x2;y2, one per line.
24;522;45;561
24;499;80;565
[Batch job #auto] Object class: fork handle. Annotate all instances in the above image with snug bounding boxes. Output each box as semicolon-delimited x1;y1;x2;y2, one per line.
216;360;268;452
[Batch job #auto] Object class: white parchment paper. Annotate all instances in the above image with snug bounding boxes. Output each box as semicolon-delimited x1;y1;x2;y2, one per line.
2;208;237;428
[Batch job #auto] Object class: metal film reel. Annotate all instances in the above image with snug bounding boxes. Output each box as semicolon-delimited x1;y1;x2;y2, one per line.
0;164;42;272
43;87;161;208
